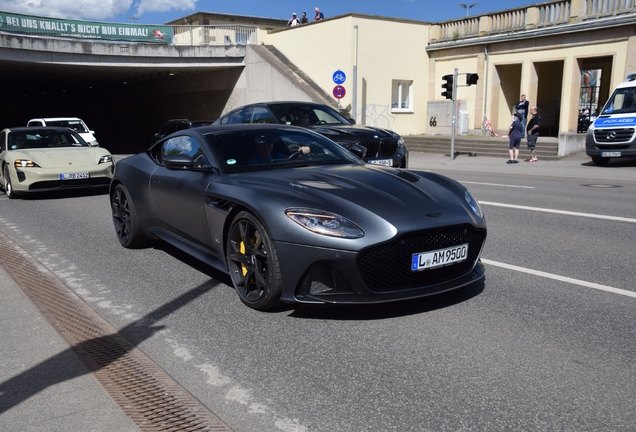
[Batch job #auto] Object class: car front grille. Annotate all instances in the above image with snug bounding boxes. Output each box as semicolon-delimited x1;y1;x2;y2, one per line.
357;225;486;292
594;128;635;143
358;139;398;158
29;178;111;190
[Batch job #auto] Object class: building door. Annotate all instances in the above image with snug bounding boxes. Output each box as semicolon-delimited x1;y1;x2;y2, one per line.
535;61;564;137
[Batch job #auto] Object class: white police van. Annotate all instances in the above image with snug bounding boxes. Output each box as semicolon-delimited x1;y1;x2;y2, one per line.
586;74;636;165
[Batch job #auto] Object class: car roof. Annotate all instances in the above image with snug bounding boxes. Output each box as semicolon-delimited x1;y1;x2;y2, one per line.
3;126;77;133
28;117;84;121
183;123;308;135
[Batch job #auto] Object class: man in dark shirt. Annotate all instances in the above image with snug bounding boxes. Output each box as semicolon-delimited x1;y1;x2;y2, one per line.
526;106;540;162
515;94;529;138
314;7;324;21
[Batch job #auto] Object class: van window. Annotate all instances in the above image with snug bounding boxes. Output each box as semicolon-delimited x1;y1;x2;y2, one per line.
601;87;636;115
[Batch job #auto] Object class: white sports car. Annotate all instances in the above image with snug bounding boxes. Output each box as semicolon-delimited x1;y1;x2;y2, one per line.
0;126;114;199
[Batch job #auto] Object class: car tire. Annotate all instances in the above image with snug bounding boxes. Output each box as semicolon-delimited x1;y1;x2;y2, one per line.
111;183;151;249
591;156;610;166
3;164;19;199
226;211;282;311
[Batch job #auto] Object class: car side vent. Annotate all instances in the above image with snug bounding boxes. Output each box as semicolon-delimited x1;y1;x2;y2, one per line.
205;195;234;213
396;170;420;182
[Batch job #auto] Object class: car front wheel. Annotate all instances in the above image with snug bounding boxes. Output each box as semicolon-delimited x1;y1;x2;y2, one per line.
591;156;610;166
3;165;18;199
111;184;151;248
226;211;282;311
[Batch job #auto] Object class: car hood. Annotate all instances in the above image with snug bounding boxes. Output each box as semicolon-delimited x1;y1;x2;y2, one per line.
9;147;108;167
224;164;476;236
307;124;395;142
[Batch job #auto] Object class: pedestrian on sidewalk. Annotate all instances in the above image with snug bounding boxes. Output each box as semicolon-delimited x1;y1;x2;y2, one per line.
507;111;524;163
525;106;540;162
515;94;529;138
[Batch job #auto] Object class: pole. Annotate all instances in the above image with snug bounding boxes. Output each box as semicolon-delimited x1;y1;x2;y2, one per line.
352;25;358;122
450;68;458;160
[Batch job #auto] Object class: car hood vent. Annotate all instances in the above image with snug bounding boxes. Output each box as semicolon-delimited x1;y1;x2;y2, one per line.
295;180;344;189
396;170;421;182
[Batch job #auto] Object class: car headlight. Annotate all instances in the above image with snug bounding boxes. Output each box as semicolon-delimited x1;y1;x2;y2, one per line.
14;159;40;168
99;155;113;164
385;130;405;147
285;208;364;238
465;189;483;218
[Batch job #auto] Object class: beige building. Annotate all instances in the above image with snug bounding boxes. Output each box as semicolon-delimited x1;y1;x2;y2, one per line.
175;1;636;152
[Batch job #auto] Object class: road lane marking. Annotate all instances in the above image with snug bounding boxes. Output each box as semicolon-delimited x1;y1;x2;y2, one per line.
482;258;636;298
479;201;636;224
461;181;534;189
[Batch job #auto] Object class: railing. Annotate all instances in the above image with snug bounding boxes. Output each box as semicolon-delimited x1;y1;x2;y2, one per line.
172;25;258;46
430;0;636;43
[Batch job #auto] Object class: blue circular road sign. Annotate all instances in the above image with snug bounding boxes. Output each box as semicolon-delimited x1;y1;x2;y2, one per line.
332;70;346;84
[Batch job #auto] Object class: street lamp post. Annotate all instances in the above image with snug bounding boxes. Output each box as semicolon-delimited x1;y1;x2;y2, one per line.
460;3;478;17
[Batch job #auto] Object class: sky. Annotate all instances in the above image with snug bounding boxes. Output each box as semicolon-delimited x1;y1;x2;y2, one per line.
0;0;540;25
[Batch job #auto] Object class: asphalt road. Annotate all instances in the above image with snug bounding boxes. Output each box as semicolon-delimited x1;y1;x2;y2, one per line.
0;152;635;431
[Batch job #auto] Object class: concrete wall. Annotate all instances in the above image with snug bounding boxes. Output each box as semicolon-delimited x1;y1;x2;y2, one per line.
266;16;429;136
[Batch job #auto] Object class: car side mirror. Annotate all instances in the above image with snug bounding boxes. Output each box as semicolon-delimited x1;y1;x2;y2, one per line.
164;154;194;170
349;143;367;159
348;118;356;125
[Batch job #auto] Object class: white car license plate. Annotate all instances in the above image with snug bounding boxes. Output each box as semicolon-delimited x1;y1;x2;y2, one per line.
60;172;89;180
600;152;621;157
411;244;468;271
368;159;393;166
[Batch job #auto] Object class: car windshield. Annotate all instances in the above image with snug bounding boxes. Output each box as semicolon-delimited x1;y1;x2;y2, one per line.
8;129;88;150
45;120;89;133
269;104;351;126
204;127;361;174
601;87;636;115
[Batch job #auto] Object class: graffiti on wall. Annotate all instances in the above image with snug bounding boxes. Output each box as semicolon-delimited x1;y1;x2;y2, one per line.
356;104;396;130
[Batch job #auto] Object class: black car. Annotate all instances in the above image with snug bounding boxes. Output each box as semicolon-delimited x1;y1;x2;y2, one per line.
151;119;214;145
213;101;409;168
110;124;486;311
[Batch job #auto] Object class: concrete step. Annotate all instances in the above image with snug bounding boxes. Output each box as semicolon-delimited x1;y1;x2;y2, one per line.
404;135;560;160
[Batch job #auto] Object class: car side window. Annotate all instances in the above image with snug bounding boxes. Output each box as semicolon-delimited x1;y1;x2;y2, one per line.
223;108;251;124
161;136;209;168
251;107;274;123
0;131;5;152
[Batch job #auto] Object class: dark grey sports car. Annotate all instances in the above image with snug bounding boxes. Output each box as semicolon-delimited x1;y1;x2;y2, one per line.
213;101;409;168
110;124;486;311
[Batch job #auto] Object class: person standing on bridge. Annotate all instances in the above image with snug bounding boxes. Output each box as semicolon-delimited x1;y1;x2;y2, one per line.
314;7;324;21
287;13;300;27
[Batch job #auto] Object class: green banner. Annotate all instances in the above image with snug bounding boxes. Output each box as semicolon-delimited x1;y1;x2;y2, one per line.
0;11;172;43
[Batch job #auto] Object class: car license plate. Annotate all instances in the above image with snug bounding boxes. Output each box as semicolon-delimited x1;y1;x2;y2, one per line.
368;159;393;166
411;244;468;271
60;172;89;180
600;152;621;157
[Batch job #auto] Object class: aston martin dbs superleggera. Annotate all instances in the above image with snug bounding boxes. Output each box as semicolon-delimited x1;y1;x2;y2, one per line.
110;124;486;310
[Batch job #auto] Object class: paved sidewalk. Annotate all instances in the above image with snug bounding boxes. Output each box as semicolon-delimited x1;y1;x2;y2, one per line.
0;265;139;432
408;150;636;182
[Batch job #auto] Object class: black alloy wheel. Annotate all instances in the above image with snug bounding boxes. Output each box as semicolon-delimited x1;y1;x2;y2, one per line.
111;184;150;248
226;211;282;311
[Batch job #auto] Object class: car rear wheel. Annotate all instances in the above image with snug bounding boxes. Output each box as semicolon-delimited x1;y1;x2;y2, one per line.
3;165;18;199
591;156;610;166
226;211;282;311
111;184;151;248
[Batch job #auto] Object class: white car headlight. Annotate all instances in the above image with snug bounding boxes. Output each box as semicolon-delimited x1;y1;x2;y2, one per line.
286;208;364;238
99;155;113;164
14;159;40;168
465;189;483;218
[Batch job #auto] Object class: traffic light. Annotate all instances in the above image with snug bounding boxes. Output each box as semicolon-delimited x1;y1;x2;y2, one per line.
466;73;479;86
441;74;453;100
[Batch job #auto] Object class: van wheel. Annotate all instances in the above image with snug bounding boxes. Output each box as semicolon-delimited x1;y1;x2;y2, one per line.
591;156;610;166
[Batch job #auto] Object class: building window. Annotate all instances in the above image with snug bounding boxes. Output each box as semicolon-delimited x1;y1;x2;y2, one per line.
392;80;412;112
